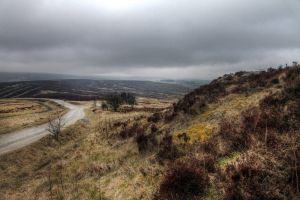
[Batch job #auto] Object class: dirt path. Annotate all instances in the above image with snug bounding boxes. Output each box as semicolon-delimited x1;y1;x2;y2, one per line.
0;99;85;155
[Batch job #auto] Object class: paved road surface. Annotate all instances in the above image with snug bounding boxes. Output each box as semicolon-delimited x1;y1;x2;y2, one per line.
0;99;85;155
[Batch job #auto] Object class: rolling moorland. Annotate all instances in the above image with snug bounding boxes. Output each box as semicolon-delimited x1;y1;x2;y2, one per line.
0;79;190;100
0;72;209;90
0;72;83;83
0;65;299;199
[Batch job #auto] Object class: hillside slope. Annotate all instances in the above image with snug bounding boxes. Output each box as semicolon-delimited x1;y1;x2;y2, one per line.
0;66;299;200
147;65;300;199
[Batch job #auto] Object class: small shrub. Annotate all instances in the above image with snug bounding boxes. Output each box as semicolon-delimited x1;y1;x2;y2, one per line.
155;162;209;200
271;78;279;84
258;91;300;133
202;140;218;155
201;155;216;173
150;124;158;133
157;133;179;161
285;65;300;80
164;112;177;122
119;123;144;139
201;134;233;158
113;121;127;128
148;132;158;147
177;132;190;143
148;112;161;123
284;76;300;101
262;130;280;148
241;107;261;133
231;86;248;94
219;118;252;152
136;132;148;153
260;93;285;108
101;102;108;110
224;154;278;200
135;128;158;153
186;155;216;173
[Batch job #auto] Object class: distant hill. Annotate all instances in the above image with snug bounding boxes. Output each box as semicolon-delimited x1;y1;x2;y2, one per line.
159;79;210;89
0;72;84;82
0;79;190;100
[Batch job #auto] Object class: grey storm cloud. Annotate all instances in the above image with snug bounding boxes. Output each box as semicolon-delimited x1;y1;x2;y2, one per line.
0;0;299;79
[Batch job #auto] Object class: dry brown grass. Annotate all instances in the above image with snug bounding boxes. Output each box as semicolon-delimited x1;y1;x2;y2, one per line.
0;99;166;200
0;121;88;199
0;67;299;200
0;99;67;135
171;89;273;144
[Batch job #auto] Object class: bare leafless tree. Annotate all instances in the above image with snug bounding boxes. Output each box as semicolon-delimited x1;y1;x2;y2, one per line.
47;108;66;197
47;109;65;142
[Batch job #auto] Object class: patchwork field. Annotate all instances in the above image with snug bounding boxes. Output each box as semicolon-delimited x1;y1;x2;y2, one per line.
0;99;67;135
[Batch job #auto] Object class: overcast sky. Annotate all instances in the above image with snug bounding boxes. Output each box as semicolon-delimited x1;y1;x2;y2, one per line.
0;0;299;79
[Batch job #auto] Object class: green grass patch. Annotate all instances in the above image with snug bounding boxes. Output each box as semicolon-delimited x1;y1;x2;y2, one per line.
217;152;241;168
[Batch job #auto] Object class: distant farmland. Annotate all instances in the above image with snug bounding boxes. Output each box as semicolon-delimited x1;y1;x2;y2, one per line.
0;79;191;100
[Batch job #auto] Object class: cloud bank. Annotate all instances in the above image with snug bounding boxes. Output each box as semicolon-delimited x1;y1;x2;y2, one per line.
0;0;299;79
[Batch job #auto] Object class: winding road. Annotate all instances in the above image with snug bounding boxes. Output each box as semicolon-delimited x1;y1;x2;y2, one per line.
0;99;85;155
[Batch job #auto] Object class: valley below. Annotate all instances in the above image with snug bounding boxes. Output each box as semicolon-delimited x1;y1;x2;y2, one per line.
0;79;190;100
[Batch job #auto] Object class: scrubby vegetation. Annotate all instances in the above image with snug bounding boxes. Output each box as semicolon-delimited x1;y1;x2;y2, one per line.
1;65;299;199
155;161;209;200
104;92;136;111
151;65;300;199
